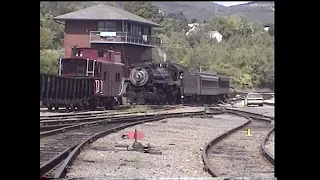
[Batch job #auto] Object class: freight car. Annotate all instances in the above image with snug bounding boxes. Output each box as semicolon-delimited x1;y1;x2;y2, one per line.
122;62;230;105
40;47;124;111
40;74;97;110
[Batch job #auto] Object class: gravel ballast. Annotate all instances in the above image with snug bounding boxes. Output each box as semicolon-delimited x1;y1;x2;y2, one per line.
208;121;274;179
40;105;199;117
66;114;248;179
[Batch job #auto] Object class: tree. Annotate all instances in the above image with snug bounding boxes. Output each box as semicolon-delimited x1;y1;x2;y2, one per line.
159;11;189;36
190;18;198;23
123;2;164;24
40;26;53;50
40;50;61;75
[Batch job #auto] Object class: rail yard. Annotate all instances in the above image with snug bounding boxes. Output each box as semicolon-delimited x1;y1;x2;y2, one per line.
40;3;274;179
40;101;274;179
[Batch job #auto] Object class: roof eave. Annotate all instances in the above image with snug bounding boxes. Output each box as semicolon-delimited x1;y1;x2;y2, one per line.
53;17;163;27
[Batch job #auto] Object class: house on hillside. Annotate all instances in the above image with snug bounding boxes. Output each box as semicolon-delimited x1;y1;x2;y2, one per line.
188;23;199;28
53;4;162;77
186;26;199;36
186;23;200;36
207;30;223;42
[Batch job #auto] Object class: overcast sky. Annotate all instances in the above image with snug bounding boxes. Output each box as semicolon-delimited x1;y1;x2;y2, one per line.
214;1;250;7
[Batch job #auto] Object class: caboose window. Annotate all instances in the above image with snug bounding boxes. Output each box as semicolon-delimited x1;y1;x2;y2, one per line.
103;71;109;81
76;61;86;74
60;59;87;76
116;73;120;82
103;72;107;81
98;51;104;57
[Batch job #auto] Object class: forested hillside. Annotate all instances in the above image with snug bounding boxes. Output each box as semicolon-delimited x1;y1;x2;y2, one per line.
152;1;274;24
40;1;274;89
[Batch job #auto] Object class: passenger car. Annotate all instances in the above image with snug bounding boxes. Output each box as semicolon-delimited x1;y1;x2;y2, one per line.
244;92;264;106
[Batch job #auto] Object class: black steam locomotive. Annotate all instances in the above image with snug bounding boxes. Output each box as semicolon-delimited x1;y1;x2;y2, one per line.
122;62;230;105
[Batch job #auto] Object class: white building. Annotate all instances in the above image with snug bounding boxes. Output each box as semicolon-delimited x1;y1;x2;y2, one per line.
188;23;199;28
208;30;223;42
186;25;199;36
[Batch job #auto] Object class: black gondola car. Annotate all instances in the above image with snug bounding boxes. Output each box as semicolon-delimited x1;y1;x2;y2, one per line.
40;73;97;110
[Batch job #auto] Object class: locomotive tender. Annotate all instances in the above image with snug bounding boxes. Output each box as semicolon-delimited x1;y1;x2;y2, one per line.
123;62;230;105
40;47;124;110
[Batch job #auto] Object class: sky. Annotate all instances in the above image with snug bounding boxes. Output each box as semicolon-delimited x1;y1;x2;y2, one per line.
214;1;250;7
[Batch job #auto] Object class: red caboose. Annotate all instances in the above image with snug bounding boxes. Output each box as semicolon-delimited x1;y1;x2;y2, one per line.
40;47;124;110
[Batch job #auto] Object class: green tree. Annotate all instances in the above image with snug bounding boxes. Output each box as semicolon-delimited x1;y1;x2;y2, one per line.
191;19;198;23
40;50;61;75
40;26;53;50
123;1;164;24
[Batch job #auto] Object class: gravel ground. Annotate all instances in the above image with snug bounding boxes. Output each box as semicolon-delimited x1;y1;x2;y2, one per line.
66;114;248;179
265;131;275;157
208;121;274;179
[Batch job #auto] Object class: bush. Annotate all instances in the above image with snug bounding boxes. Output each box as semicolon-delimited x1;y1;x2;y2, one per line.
40;50;61;75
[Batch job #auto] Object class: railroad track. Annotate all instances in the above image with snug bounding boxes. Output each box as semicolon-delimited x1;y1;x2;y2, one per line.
40;106;179;132
40;112;184;136
261;127;275;165
40;109;223;178
40;105;175;121
40;107;274;179
40;108;192;133
202;108;274;178
40;112;151;128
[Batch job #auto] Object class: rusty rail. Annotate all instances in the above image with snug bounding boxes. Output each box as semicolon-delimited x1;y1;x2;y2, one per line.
40;114;164;133
261;127;275;165
40;111;130;121
40;105;175;120
40;145;77;177
40;112;160;126
41;110;214;178
224;108;274;120
40;108;219;138
202;109;274;177
40;114;162;138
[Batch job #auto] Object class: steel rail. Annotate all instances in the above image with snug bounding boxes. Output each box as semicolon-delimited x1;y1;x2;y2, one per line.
40;145;77;177
40;112;160;126
224;108;274;120
41;111;210;178
202;109;274;177
261;127;275;165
